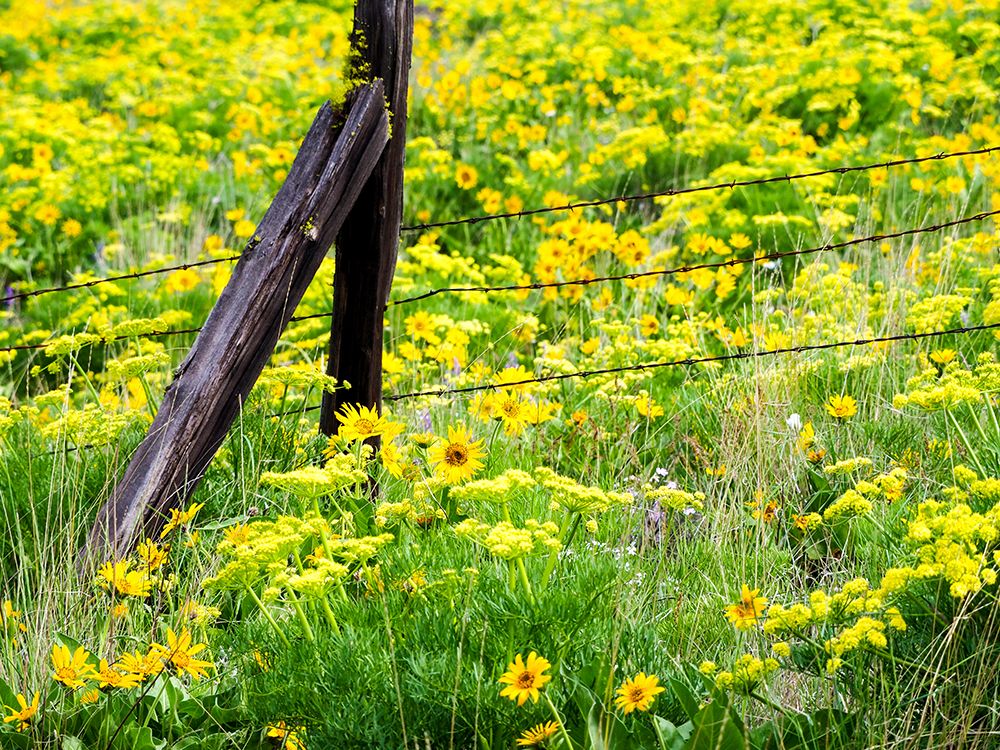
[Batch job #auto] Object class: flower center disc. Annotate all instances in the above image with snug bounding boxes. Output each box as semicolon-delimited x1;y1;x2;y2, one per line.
445;444;468;465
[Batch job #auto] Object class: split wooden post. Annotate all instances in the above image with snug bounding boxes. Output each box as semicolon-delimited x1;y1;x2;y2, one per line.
85;84;390;560
320;0;414;437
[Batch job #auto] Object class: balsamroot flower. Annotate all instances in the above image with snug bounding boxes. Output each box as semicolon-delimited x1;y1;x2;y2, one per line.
614;672;665;714
499;652;552;706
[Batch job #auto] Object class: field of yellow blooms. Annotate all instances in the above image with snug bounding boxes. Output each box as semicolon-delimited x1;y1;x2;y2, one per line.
4;0;1000;748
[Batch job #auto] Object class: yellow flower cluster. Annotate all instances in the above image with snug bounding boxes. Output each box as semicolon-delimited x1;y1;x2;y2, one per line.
449;469;538;505
49;627;212;696
260;456;367;500
906;500;999;598
823;468;908;522
823;490;874;522
643;485;706;513
204;514;332;590
711;654;780;694
749;485;1000;681
454;519;561;561
823;457;874;476
534;467;632;514
374;498;446;528
893;353;1000;411
322;534;396;565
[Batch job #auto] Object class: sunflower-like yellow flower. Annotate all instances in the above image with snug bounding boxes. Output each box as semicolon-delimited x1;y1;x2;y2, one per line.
136;540;169;571
160;501;205;538
2;600;27;637
333;403;395;444
266;721;306;750
724;585;768;630
428;425;486;484
95;659;142;689
52;644;96;689
118;647;168;681
95;559;154;598
3;691;39;731
498;652;552;706
516;721;560;746
614;672;665;714
154;628;213;680
825;394;857;419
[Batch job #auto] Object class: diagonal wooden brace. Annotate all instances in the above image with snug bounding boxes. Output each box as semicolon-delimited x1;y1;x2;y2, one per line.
84;82;390;563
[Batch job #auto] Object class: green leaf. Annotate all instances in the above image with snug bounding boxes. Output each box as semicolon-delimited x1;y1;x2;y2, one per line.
684;699;748;750
586;700;608;750
122;724;165;750
669;679;700;722
0;674;19;711
653;716;692;750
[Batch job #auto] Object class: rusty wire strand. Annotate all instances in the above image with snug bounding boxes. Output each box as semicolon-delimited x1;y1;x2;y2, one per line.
382;321;1000;401
0;310;331;354
389;209;1000;306
44;320;1000;446
7;208;999;355
256;320;1000;417
5;144;996;307
400;145;1000;232
1;255;242;305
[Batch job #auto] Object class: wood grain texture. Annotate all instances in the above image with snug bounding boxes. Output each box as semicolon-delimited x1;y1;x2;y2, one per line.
320;0;414;436
85;83;390;561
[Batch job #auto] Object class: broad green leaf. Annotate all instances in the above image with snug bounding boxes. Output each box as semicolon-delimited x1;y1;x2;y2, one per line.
653;716;692;750
669;679;700;722
684;699;748;750
0;674;19;711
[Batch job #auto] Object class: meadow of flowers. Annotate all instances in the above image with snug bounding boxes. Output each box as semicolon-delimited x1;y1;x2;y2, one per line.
4;0;1000;747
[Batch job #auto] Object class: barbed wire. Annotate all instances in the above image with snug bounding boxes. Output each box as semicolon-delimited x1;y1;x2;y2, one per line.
1;255;242;306
400;145;1000;232
42;320;1000;436
9;207;998;356
389;209;1000;306
381;321;1000;401
5;145;995;310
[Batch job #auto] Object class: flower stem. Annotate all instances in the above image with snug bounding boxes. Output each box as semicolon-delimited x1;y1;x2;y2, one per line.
319;595;341;635
650;714;668;750
543;692;574;750
245;586;291;648
285;586;315;642
947;408;987;476
516;557;535;605
541;513;580;589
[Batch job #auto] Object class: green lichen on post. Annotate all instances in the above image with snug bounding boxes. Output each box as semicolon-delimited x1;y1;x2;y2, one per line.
343;28;372;90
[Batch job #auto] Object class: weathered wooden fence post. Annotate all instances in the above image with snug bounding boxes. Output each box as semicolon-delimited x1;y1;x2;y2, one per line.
319;0;414;437
84;84;390;560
